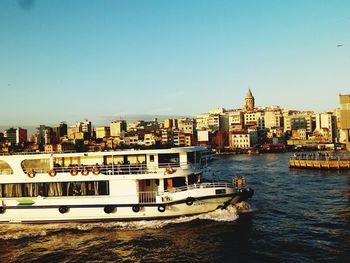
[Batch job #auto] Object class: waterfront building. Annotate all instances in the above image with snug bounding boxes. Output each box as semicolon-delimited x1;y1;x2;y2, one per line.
284;111;314;133
247;127;258;146
244;88;255;112
196;109;225;132
267;127;285;143
230;131;251;149
37;125;49;146
4;127;27;146
208;114;221;132
67;120;92;140
52;122;68;142
44;127;54;144
144;133;156;147
110;120;127;137
292;128;307;140
196;113;210;130
161;129;173;145
244;111;265;130
163;119;174;129
314;112;337;143
96;127;111;139
197;130;210;146
173;130;186;146
338;94;350;150
123;135;139;146
264;110;283;130
67;125;80;140
228;110;244;131
185;134;194;147
177;118;196;135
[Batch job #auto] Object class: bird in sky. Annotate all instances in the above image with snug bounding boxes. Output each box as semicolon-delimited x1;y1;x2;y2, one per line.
337;44;343;47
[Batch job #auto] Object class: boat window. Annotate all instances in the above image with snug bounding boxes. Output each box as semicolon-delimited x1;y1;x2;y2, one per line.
188;173;200;185
53;156;81;168
158;153;179;167
150;155;154;162
0;160;13;175
0;181;109;198
80;156;104;166
105;156;123;165
127;155;146;164
172;177;186;187
187;151;203;165
21;159;50;173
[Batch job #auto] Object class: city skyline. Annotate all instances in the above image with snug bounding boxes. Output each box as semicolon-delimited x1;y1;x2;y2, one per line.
1;0;350;125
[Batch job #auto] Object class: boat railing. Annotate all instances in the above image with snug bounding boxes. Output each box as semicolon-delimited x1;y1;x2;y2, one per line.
162;182;233;194
290;152;350;161
138;191;157;203
21;161;204;176
0;169;14;175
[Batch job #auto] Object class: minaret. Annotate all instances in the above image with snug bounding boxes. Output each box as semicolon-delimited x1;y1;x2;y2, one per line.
244;88;255;112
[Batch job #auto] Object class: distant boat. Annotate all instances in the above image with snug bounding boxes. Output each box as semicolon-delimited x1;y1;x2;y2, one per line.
258;144;286;153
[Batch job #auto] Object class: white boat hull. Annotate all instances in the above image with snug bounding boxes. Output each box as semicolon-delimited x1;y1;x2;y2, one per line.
0;195;233;223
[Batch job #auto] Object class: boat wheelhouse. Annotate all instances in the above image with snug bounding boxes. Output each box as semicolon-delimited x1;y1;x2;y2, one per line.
0;146;253;223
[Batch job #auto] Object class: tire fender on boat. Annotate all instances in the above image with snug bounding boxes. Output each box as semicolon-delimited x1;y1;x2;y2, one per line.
58;206;69;214
0;207;5;214
132;205;140;213
185;197;194;206
157;204;166;213
104;205;115;214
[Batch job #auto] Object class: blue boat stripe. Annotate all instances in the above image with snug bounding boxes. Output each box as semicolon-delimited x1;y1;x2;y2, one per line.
3;193;236;210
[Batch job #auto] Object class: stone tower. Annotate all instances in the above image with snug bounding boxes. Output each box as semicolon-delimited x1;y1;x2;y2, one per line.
244;88;255;112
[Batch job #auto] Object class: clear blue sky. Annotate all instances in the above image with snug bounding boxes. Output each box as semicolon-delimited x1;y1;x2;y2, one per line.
1;0;349;126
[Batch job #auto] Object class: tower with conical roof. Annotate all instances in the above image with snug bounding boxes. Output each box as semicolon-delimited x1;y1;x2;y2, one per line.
244;88;255;112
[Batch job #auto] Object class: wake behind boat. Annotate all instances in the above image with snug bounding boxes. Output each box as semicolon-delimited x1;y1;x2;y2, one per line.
0;146;253;223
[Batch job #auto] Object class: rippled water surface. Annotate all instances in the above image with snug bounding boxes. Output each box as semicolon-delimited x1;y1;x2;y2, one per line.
1;153;350;262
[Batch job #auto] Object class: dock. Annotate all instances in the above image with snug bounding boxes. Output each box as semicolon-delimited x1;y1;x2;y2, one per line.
289;152;350;170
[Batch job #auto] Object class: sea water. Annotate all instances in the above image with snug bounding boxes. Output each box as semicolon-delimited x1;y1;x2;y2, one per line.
1;153;349;262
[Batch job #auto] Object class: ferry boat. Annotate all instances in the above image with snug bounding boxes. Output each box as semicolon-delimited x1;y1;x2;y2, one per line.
0;147;253;223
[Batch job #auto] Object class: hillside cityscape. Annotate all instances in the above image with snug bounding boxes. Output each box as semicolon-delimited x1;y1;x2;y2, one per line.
1;89;350;154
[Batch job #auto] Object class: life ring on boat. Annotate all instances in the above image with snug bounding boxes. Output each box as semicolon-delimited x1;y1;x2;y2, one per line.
0;207;5;214
70;168;78;176
157;205;166;213
235;176;245;189
132;205;140;213
185;197;194;206
81;168;89;176
27;169;36;178
104;205;115;214
92;166;100;175
165;165;174;174
48;169;57;177
58;206;69;214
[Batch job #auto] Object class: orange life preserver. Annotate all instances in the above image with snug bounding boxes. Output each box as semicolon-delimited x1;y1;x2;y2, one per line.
92;166;100;175
235;176;245;189
166;165;174;174
81;168;89;176
48;169;57;177
70;168;78;176
27;169;36;178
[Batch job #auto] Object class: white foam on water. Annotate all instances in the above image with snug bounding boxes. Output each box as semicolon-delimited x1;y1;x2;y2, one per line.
76;205;240;230
0;205;244;239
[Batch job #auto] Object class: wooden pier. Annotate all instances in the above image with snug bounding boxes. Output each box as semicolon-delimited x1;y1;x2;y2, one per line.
289;159;350;170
